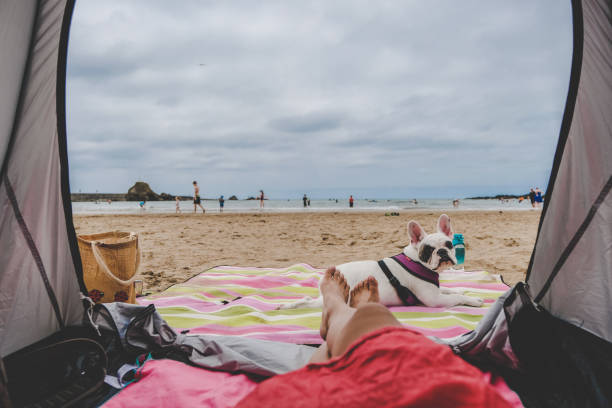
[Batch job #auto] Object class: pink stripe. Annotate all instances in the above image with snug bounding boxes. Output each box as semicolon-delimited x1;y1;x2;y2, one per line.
389;305;488;315
187;325;468;343
212;264;319;272
187;324;318;335
192;272;319;279
187;328;323;344
441;282;509;291
184;276;319;289
139;288;244;302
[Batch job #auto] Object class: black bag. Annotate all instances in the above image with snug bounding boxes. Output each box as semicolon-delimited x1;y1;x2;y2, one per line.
3;326;108;408
504;283;612;408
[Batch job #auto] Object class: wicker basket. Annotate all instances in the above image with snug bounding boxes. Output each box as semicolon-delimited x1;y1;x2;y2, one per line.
77;231;140;304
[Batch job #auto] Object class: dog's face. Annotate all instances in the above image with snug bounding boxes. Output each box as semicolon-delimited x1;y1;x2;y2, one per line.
403;214;457;270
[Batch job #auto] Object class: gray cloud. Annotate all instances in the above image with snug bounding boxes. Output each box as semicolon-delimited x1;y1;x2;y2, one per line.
269;112;343;133
66;0;572;198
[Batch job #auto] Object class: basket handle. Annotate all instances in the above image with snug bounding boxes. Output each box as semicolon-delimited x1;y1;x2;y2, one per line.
90;234;141;287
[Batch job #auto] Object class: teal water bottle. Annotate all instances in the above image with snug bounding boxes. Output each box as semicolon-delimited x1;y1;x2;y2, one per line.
453;233;465;265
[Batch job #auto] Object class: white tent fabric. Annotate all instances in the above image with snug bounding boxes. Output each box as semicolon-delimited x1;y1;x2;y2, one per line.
0;0;84;357
526;0;612;343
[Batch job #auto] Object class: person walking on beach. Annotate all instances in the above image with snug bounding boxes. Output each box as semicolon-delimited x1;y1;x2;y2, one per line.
175;196;181;214
535;187;543;208
349;195;354;208
528;188;536;208
303;194;308;208
219;195;225;213
259;190;265;208
193;181;205;213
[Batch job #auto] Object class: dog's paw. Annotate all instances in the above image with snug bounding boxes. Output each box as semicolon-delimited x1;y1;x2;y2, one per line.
467;297;484;307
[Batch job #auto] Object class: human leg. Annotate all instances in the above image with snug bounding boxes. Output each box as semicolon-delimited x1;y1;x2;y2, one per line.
313;268;402;362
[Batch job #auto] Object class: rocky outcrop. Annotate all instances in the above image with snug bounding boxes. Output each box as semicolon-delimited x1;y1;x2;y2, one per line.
71;183;192;202
126;182;161;201
228;195;238;200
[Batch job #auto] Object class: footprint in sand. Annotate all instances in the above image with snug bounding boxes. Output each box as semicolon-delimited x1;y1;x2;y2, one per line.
504;238;520;247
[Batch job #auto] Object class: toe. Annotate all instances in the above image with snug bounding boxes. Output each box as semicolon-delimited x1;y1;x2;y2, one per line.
336;271;346;285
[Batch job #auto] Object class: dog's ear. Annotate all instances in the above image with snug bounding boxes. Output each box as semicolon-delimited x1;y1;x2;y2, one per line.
437;214;453;238
408;221;426;246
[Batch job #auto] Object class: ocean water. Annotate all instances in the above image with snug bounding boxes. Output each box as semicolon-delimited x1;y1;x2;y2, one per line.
72;198;537;215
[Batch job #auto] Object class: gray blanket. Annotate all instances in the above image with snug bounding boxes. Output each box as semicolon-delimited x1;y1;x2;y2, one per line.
91;302;316;378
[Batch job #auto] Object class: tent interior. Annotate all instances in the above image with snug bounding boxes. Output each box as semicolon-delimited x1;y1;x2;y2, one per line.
1;0;611;407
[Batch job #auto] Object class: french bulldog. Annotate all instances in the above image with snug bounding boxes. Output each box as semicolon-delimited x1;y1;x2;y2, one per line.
279;214;483;309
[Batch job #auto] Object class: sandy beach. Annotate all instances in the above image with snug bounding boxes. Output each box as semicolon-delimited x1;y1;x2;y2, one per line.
73;210;541;294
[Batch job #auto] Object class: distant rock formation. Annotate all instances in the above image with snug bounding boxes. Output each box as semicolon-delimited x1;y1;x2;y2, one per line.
126;182;161;201
159;192;176;201
228;195;238;200
71;183;191;202
466;193;531;200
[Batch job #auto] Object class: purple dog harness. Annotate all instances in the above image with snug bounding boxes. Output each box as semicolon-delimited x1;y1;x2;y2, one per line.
377;253;440;306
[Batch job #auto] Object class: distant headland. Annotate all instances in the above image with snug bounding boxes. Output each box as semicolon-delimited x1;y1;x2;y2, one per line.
466;193;543;200
71;181;239;202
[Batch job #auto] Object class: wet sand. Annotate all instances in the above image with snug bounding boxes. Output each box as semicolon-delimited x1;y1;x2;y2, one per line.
74;210;541;294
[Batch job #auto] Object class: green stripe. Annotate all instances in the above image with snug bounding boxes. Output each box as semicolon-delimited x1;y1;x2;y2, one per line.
158;305;320;317
390;312;485;322
395;317;477;329
161;314;477;331
163;315;322;329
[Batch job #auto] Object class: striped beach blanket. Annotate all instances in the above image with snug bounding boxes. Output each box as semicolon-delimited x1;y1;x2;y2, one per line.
137;264;508;344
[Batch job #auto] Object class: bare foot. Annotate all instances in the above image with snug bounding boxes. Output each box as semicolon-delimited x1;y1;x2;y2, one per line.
349;276;380;308
320;266;349;340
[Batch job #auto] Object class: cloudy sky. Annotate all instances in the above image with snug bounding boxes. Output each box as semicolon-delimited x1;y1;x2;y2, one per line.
66;1;573;199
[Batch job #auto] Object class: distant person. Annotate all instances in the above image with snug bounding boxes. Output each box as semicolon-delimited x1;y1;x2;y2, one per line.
107;199;112;205
413;199;418;205
193;181;205;213
303;194;308;208
535;187;543;208
349;195;354;208
175;196;181;214
529;188;536;208
139;200;146;208
518;196;525;203
308;198;311;207
219;195;225;213
259;190;265;208
453;199;459;208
